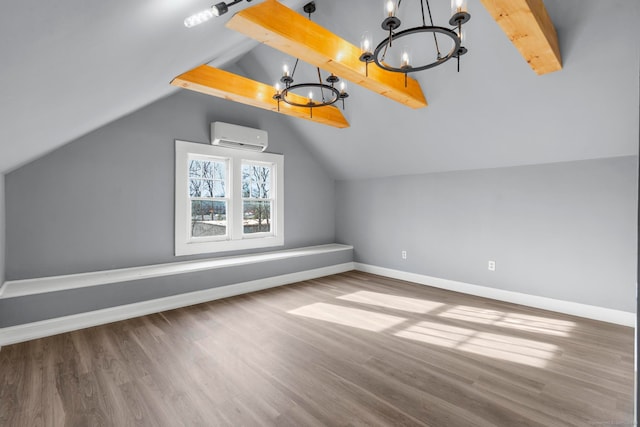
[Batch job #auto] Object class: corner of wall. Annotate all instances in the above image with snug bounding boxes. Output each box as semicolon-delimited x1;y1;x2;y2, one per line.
0;173;5;285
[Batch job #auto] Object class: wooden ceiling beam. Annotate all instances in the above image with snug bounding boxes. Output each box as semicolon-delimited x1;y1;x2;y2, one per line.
171;65;349;129
226;0;427;109
480;0;562;75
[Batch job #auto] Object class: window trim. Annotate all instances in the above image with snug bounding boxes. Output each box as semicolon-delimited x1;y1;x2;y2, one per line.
175;140;284;256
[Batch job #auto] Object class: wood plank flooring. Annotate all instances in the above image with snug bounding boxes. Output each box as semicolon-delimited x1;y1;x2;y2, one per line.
0;271;634;426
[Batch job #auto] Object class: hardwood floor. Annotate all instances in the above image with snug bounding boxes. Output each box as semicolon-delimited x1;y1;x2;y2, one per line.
0;271;634;426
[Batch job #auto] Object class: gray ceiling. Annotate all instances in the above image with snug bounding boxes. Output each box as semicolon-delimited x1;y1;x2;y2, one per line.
1;0;638;179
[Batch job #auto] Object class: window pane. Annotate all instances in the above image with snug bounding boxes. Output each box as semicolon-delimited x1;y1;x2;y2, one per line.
202;159;225;179
254;165;271;198
242;164;272;199
261;176;271;198
201;161;213;179
201;180;214;198
189;179;202;197
189;160;201;177
243;200;271;234
214;180;225;197
242;165;251;198
191;200;227;237
214;162;225;180
197;180;226;198
251;181;260;198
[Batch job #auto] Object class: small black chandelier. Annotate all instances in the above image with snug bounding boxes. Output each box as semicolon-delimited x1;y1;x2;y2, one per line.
359;0;470;82
273;2;349;118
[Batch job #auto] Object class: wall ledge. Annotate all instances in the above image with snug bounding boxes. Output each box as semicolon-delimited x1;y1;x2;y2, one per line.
354;263;635;327
0;262;355;346
0;244;353;299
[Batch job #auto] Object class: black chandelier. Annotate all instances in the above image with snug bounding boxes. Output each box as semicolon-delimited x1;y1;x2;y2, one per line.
359;0;470;82
273;2;349;118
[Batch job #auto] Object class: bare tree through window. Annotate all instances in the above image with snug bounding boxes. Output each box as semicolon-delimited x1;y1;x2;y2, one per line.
242;163;272;234
189;159;227;237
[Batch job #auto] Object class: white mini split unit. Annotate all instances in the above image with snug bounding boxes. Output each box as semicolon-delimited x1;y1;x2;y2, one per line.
210;121;268;152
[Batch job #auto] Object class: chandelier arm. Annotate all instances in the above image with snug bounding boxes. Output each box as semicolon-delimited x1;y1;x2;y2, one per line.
424;0;442;57
381;35;389;61
291;58;300;79
424;0;435;26
420;0;426;26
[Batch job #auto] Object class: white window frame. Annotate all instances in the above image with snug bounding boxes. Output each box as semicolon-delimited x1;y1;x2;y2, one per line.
175;140;284;256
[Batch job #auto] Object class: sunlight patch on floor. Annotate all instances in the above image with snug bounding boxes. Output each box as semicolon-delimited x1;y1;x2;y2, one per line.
287;302;407;332
395;321;559;368
337;291;445;314
438;305;575;336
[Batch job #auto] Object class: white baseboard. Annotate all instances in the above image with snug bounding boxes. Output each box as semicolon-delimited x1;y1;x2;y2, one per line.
1;261;633;347
0;262;355;346
354;263;635;327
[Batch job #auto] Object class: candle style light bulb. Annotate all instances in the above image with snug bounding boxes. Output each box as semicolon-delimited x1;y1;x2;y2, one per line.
282;63;289;77
308;91;314;101
401;51;410;67
451;0;467;14
339;81;347;94
385;0;395;17
274;82;282;94
359;31;374;72
361;32;372;54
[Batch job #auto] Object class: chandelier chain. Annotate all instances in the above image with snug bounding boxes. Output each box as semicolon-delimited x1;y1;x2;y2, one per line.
316;67;327;103
292;58;300;78
424;0;442;58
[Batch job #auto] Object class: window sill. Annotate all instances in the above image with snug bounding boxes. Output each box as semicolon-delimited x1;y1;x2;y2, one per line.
175;234;284;256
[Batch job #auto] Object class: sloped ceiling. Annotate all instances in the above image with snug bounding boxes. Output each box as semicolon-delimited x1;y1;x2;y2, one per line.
1;0;638;179
0;0;305;173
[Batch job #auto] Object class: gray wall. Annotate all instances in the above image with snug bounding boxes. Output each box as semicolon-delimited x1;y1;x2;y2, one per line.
0;174;5;284
5;90;336;280
336;156;638;313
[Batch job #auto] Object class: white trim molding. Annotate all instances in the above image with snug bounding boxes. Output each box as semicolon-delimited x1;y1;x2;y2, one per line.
0;262;355;346
0;244;353;299
354;263;635;327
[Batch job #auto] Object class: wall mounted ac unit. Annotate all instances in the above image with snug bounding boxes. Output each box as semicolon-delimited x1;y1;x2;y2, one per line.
210;122;268;152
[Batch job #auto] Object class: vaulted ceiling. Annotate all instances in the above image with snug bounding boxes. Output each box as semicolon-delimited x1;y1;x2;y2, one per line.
1;0;638;179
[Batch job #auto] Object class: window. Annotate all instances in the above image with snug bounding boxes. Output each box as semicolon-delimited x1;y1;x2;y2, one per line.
175;140;284;255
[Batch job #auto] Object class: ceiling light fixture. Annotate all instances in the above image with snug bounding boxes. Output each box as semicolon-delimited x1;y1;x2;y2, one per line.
272;2;349;118
184;0;252;28
359;0;470;82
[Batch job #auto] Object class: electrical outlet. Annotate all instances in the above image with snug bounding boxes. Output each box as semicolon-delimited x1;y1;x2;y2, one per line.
401;250;407;260
488;260;496;271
